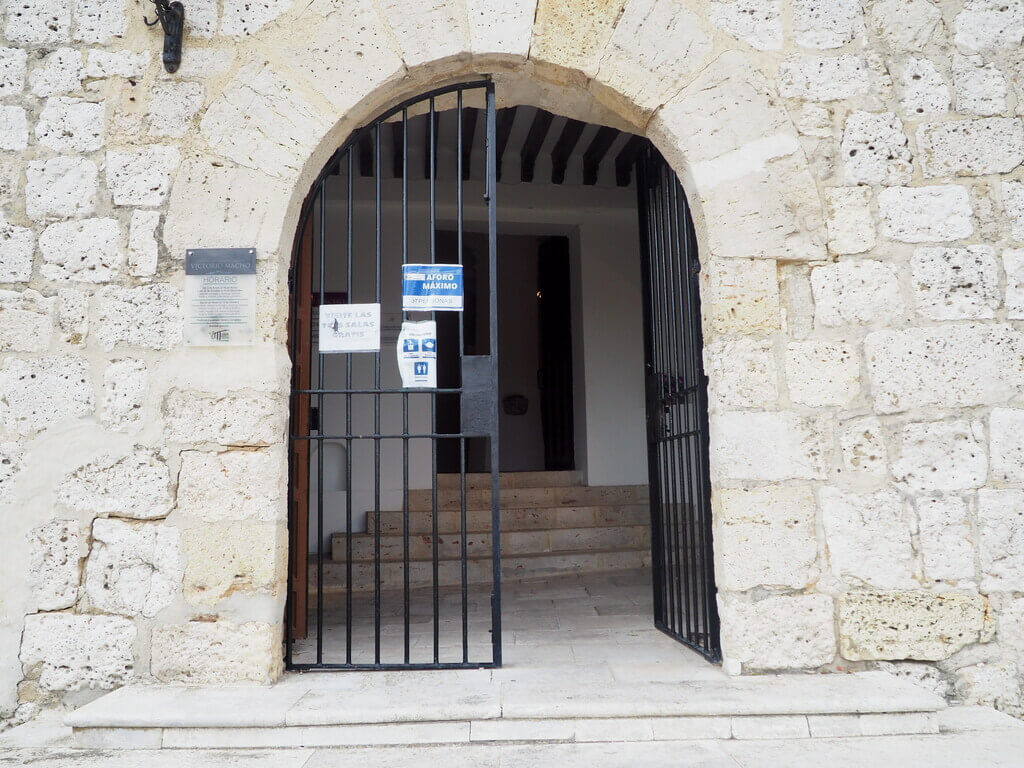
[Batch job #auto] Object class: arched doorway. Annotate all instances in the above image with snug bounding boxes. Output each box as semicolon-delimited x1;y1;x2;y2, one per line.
285;79;718;671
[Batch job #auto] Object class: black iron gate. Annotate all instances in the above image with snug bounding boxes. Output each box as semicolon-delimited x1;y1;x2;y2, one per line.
636;147;721;662
286;80;502;670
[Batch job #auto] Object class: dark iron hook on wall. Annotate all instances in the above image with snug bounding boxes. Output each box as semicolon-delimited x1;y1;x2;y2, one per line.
144;0;185;74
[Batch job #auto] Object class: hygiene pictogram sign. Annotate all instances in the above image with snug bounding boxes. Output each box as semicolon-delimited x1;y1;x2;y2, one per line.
397;320;437;388
401;263;464;311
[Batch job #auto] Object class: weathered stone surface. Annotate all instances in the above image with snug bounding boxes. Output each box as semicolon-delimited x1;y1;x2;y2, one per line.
839;416;889;479
57;287;88;344
163;389;286;445
793;0;862;49
991;408;1024;483
380;0;469;68
719;594;836;670
977;489;1024;592
95;284;182;351
0;105;28;150
0;47;27;98
84;49;149;77
183;522;285;605
29;47;82;97
20;613;135;691
58;449;172;519
532;0;624;77
1002;181;1024;241
0;441;24;502
704;337;778;411
182;0;217;37
706;259;780;334
838;591;988;661
101;358;147;432
999;598;1024;655
785;340;860;407
892;420;987;493
896;57;950;117
778;55;871;101
0;355;93;435
28;519;83;610
73;0;127;42
151;620;281;683
953;0;1024;53
177;448;286;522
874;660;951;698
0;212;35;282
0;289;54;352
796;103;831;137
825;187;875;255
35;97;103;152
709;0;782;51
917;119;1024;178
953;54;1008;116
916;496;975;585
105;146;180;207
466;0;534;58
911;246;999;320
954;663;1023;716
127;209;159;277
711;411;831;481
85;518;182;617
4;0;71;44
821;487;915;588
1004;249;1024;318
146;81;203;138
868;0;942;51
220;0;289;35
38;217;123;282
812;260;902;327
841;111;913;185
26;156;98;220
877;186;973;243
716;485;818;591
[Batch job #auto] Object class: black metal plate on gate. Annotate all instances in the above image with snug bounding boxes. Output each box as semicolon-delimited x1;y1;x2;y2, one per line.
461;355;497;435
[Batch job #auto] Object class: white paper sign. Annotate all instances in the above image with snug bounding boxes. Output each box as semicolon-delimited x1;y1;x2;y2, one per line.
184;248;257;346
319;303;381;353
397;320;437;388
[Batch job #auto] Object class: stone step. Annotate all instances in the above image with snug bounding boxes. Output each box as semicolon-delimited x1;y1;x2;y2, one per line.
310;548;652;592
331;525;652;562
435;470;582;489
366;503;650;535
404;484;649;511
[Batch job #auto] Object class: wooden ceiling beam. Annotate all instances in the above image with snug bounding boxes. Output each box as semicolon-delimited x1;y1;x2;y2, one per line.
582;126;619;185
614;135;645;187
550;118;585;184
519;109;554;183
495;107;517;182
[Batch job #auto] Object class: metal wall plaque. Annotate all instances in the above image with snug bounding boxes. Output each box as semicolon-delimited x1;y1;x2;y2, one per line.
184;248;257;346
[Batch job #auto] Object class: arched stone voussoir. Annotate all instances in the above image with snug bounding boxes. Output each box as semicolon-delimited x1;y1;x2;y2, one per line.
466;0;538;63
378;0;472;71
529;0;626;84
648;51;827;263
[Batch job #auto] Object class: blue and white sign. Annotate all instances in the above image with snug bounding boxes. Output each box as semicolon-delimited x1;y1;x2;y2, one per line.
402;263;464;312
397;320;437;388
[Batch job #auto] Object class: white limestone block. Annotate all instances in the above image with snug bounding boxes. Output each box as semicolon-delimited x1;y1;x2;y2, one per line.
953;54;1008;116
954;663;1023;716
151;620;281;683
21;613;135;693
177;448;286;522
158;48;232;80
0;441;24;502
183;0;217;37
379;0;469;69
1004;249;1024;319
0;355;93;435
85;518;182;617
4;0;71;43
146;81;203;138
841;111;913;185
709;0;782;51
867;0;941;51
977;489;1024;592
39;217;123;283
0;212;35;282
0;289;54;352
825;187;875;255
839;416;889;479
821;487;915;588
866;324;1024;413
796;104;832;137
916;496;976;585
778;55;871;101
896;57;950;117
163;389;286;446
998;598;1024;655
877;186;973;243
466;0;534;58
101;358;147;432
0;106;28;151
711;411;831;482
785;340;861;407
531;0;623;77
35;97;104;152
1003;181;1024;241
220;0;290;36
793;0;863;50
57;287;88;344
991;408;1024;483
917;118;1024;178
95;283;180;351
838;591;988;661
0;47;27;97
28;519;84;610
812;260;902;327
704;337;778;411
716;485;819;591
705;259;780;334
911;246;999;320
719;594;836;670
84;49;149;78
953;0;1024;53
127;209;159;277
105;146;180;207
892;420;987;493
73;0;126;42
183;522;285;606
25;156;98;221
29;48;82;97
58;449;172;519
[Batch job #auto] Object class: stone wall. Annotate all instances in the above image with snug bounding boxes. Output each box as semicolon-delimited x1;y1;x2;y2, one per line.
0;0;1022;725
